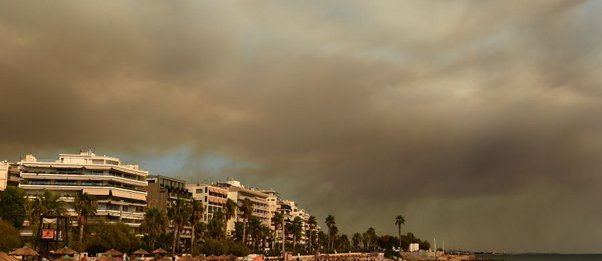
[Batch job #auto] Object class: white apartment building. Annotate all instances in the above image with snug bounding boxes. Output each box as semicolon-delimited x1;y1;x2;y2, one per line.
0;161;8;191
16;151;148;234
186;183;229;223
217;180;271;234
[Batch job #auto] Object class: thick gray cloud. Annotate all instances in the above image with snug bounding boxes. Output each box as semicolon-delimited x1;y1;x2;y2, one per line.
2;0;602;253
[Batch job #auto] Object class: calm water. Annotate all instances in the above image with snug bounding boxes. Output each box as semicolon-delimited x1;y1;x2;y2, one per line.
477;254;602;261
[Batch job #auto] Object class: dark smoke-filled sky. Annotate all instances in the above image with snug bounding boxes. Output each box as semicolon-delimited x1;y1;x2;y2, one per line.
2;0;602;253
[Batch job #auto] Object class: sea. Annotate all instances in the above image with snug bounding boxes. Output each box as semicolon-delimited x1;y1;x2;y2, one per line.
477;254;602;261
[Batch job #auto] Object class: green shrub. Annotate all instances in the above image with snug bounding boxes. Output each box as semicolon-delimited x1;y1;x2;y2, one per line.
0;220;22;251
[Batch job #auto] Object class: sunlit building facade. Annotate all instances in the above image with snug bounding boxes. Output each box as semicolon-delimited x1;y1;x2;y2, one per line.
16;151;148;235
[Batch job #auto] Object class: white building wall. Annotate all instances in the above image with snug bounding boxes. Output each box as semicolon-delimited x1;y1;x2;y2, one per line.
0;161;8;191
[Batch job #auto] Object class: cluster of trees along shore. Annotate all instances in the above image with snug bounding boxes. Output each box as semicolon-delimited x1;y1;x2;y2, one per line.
0;187;430;257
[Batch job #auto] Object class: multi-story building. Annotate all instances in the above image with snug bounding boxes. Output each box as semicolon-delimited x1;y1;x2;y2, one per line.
217;180;271;234
16;151;148;234
146;175;193;247
0;161;22;191
147;175;191;210
0;161;8;191
186;183;229;223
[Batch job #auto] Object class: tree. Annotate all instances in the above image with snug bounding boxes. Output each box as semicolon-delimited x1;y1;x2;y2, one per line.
325;215;336;252
74;191;97;249
190;200;203;253
286;217;303;253
247;217;263;251
86;222;142;254
143;207;169;250
361;232;369;251
365;227;377;251
0;186;27;228
307;216;317;253
224;199;237;238
239;198;253;245
0;220;22;251
352;233;362;251
395;215;405;252
31;191;67;217
337;234;350;252
271;212;284;253
317;231;328;251
168;197;192;253
208;210;226;240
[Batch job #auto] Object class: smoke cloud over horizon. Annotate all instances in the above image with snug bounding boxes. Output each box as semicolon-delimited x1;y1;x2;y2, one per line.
2;0;602;253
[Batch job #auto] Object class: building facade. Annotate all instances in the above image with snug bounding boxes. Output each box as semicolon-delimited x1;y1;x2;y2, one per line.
186;183;229;223
16;151;148;234
147;175;193;246
216;180;271;234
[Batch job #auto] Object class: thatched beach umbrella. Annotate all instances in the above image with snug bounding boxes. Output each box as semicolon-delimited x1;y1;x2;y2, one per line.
54;247;77;256
151;249;167;255
9;247;39;261
132;250;149;256
98;256;113;261
8;248;38;257
0;252;18;261
104;249;123;257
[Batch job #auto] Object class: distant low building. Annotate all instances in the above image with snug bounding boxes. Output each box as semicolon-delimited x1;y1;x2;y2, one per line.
409;243;420;252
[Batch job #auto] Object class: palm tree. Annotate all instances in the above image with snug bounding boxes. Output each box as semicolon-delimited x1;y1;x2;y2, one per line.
365;227;376;251
143;207;169;249
307;216;317;253
168;197;192;254
239;198;253;245
272;212;284;253
73;191;97;248
190;200;203;253
395;215;406;252
247;217;263;251
224;199;237;238
325;215;336;252
352;233;362;251
290;216;303;253
31;191;67;217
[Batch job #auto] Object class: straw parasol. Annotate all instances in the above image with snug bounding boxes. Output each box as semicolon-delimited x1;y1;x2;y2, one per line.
132;249;149;256
0;252;18;261
54;247;77;256
8;247;39;257
104;249;123;257
98;256;113;261
151;248;168;255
